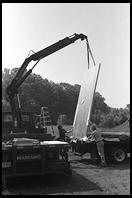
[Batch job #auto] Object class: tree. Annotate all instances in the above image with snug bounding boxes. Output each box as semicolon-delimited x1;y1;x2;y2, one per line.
90;92;110;126
2;67;129;128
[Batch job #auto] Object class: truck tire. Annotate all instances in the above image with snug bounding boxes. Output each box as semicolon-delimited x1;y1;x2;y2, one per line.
110;146;127;163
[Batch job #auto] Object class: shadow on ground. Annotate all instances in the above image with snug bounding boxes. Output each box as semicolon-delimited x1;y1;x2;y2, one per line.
76;157;130;170
6;170;102;195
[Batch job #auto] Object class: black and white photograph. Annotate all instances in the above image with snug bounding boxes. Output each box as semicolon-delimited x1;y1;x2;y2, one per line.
2;3;130;195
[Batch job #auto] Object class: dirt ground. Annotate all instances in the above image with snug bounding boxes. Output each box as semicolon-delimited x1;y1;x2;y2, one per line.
6;151;130;195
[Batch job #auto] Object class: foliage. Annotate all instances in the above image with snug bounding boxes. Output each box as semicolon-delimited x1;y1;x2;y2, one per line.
2;67;130;127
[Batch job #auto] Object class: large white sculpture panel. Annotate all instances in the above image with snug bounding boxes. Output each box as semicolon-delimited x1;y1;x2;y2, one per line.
73;64;101;138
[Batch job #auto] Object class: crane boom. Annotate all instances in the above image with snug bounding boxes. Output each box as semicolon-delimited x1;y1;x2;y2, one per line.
6;33;87;98
6;33;87;128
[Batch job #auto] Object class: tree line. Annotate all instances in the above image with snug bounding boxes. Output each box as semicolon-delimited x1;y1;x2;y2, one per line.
2;68;130;128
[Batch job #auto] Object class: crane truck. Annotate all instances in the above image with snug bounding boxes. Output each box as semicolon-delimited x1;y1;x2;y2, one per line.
2;33;87;178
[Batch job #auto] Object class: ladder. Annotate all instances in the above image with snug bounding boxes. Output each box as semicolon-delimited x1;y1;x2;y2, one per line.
40;107;54;134
40;107;50;126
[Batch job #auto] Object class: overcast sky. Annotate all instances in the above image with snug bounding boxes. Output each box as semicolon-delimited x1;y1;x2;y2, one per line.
2;3;130;108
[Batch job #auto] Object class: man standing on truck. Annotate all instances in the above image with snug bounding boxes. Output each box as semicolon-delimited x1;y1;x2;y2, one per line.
87;124;107;167
57;125;72;141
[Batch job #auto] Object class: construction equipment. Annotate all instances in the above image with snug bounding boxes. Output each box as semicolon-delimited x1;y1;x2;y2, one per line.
39;107;52;127
2;33;88;178
5;33;87;130
34;107;54;134
3;33;88;139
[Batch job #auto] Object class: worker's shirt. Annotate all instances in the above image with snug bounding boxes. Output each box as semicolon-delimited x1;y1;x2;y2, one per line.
59;129;67;140
90;130;103;143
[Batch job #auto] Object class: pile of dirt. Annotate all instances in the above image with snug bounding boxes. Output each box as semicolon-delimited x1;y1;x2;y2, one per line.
99;120;130;133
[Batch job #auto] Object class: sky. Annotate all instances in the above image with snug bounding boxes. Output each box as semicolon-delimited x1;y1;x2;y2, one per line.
2;3;130;108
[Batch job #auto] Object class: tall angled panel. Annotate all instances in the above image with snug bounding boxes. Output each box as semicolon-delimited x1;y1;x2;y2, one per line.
73;64;101;138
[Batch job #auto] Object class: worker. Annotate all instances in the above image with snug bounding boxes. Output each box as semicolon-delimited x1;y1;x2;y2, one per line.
87;124;106;167
57;125;72;141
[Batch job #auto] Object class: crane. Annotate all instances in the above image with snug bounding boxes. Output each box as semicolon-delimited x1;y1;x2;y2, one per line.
6;33;88;128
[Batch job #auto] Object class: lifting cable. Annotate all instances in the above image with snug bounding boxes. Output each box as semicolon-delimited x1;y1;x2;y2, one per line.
85;38;96;69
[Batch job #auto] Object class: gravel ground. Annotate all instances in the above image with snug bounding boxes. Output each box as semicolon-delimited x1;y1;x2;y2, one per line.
7;151;130;195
